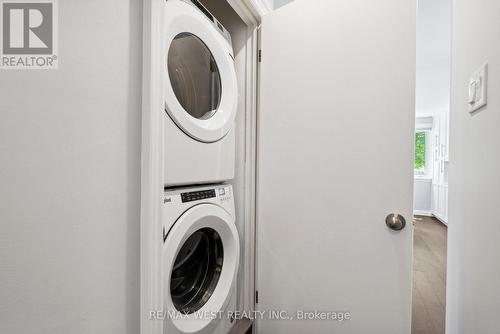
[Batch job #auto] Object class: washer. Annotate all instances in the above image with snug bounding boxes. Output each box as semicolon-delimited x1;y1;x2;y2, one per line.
164;0;238;187
163;185;239;334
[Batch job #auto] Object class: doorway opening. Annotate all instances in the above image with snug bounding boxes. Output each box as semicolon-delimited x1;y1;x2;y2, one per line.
412;0;451;333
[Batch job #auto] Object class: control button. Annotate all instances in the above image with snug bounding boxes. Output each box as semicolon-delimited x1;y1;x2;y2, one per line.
219;188;225;196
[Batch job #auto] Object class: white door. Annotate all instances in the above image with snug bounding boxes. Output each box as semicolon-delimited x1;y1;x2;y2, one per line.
256;0;416;333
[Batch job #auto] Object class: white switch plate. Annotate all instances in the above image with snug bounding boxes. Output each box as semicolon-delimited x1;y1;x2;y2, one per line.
468;63;488;113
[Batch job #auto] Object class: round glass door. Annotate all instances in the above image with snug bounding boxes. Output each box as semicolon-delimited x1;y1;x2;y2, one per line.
170;228;224;314
167;33;222;120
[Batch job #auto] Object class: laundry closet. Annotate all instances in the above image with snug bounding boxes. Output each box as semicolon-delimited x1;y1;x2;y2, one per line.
141;1;259;333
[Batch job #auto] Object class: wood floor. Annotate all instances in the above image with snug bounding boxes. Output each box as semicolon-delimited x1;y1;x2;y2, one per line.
412;216;447;334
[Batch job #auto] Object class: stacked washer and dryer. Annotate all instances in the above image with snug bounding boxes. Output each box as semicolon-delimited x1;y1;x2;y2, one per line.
162;1;240;334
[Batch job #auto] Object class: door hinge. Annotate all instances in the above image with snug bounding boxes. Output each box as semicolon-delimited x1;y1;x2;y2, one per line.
255;290;259;304
258;49;262;63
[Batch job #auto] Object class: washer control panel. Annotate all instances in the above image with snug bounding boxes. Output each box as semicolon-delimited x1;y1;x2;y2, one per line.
164;185;235;233
166;185;233;206
218;186;232;202
181;189;216;203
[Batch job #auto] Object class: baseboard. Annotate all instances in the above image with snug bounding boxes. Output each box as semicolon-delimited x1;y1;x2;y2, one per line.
414;210;433;217
414;210;448;225
433;214;448;226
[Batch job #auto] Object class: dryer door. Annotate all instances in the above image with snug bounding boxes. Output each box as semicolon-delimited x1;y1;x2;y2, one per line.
164;1;237;143
163;204;239;334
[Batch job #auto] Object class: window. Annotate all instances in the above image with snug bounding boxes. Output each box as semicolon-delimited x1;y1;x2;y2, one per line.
414;131;429;176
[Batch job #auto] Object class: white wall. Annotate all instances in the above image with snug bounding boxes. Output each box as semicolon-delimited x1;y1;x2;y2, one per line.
415;0;451;222
0;1;142;333
273;0;294;9
416;0;452;117
414;178;432;214
446;0;500;333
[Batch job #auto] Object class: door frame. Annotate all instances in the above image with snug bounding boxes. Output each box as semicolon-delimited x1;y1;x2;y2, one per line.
140;1;263;333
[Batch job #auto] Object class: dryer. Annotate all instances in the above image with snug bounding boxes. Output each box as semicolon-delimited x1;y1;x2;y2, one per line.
163;185;239;334
164;0;238;187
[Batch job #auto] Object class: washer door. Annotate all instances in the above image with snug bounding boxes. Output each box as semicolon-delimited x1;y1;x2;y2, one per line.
164;1;237;143
163;204;239;334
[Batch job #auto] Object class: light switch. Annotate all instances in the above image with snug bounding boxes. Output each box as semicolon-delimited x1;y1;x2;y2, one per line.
468;63;488;113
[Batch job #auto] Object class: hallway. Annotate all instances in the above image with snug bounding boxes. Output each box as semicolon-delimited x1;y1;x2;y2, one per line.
412;216;447;334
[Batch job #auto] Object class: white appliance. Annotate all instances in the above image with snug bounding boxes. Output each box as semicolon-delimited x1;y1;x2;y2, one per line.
164;0;238;187
163;185;239;334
